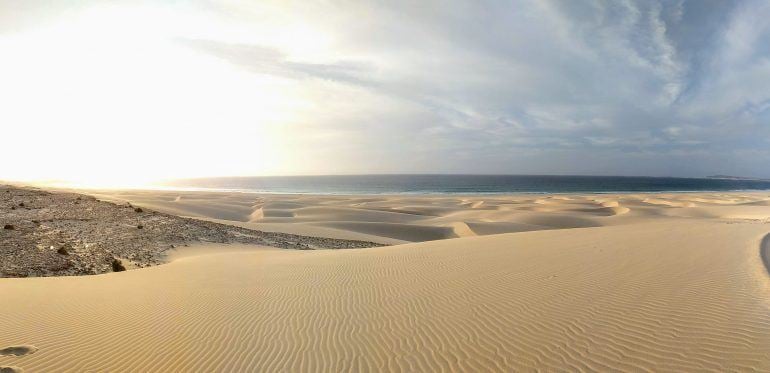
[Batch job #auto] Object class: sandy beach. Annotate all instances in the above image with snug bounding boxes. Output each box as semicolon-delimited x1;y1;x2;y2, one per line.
2;188;770;371
7;0;770;371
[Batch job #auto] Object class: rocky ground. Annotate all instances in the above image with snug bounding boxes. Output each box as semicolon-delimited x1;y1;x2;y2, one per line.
0;185;380;277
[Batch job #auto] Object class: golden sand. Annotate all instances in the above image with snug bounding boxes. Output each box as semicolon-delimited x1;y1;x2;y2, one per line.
2;191;770;371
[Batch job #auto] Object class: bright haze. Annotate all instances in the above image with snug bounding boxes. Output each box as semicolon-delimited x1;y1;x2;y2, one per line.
2;0;770;187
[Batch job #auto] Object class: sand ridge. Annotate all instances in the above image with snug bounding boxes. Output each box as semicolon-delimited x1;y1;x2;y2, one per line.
89;190;770;243
2;190;770;371
1;221;770;371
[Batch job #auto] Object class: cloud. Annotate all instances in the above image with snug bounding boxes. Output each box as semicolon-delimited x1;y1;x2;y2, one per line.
177;39;375;87
311;0;770;177
3;0;770;179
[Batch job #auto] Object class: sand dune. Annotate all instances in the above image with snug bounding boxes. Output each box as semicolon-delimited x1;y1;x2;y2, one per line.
3;190;770;371
316;221;458;241
91;191;770;243
2;220;770;371
83;191;662;242
464;221;553;235
74;189;770;244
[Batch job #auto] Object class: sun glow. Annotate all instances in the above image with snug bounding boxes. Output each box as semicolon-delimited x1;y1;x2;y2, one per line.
0;3;326;188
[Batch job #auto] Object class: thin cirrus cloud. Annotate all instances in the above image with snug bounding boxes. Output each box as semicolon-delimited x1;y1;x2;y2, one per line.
177;0;770;177
2;0;770;183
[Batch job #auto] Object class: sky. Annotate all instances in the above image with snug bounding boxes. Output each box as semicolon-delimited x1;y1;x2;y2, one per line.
2;0;770;186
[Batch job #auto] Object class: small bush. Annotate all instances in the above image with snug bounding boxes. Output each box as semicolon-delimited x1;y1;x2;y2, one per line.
137;224;144;229
134;207;143;213
111;259;126;272
56;247;69;255
3;224;13;230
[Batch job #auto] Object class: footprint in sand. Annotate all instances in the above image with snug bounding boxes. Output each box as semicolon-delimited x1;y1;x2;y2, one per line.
0;366;23;373
0;345;37;357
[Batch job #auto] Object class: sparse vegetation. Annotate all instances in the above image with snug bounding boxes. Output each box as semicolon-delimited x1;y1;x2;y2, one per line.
0;184;380;277
111;259;126;272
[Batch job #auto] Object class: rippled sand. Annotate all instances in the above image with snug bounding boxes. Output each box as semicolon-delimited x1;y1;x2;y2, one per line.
2;191;770;371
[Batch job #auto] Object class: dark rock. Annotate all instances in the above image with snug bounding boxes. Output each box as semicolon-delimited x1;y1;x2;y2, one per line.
3;224;13;230
18;203;24;207
111;259;126;272
0;185;381;278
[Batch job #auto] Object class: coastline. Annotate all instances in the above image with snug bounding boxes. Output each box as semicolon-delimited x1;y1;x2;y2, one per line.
15;173;770;196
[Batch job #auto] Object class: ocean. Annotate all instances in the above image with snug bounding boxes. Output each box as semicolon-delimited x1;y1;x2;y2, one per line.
161;175;770;195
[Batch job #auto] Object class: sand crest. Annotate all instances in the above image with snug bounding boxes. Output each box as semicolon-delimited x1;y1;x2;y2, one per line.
2;190;770;371
88;190;770;243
